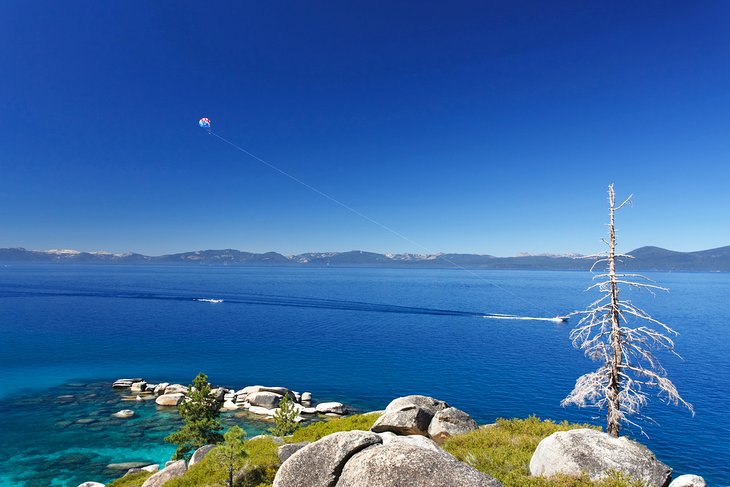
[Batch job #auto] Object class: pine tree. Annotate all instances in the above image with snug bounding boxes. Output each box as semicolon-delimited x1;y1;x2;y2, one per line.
213;425;248;487
269;393;299;437
165;372;224;460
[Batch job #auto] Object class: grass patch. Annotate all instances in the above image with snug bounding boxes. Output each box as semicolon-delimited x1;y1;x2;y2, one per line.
443;417;643;487
287;413;380;443
106;469;153;487
157;436;280;487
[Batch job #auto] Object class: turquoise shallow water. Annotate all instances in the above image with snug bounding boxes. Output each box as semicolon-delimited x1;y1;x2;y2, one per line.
0;265;728;485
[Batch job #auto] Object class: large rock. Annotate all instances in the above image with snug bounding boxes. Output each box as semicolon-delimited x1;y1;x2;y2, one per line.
155;393;184;407
210;387;226;402
164;384;188;395
385;395;449;415
189;444;216;467
153;383;169;395
273;430;382;487
112;378;143;388
141;459;187;487
301;392;312;402
376;431;442;453
371;405;433;436
337;441;502;486
427;407;479;444
77;482;105;487
249;406;277;416
240;385;295;400
315;402;346;414
530;429;671;487
669;475;706;487
278;442;310;463
371;395;450;437
248;391;283;408
130;381;147;393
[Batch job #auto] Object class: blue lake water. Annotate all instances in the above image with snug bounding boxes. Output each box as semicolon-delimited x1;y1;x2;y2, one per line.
0;265;727;486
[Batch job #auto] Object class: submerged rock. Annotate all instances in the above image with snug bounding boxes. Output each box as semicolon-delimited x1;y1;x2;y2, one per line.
530;429;671;487
77;482;104;487
106;461;149;470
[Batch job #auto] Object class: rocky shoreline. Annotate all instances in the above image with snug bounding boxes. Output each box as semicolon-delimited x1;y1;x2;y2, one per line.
76;384;707;487
112;377;349;421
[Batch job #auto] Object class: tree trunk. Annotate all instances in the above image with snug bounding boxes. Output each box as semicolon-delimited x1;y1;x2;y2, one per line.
606;184;622;437
228;465;233;487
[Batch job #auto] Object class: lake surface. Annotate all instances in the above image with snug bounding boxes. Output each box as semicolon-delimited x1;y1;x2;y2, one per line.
0;265;727;486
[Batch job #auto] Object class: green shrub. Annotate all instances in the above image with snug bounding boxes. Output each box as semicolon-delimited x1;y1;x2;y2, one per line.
443;417;642;487
165;436;280;487
106;469;153;487
288;413;380;443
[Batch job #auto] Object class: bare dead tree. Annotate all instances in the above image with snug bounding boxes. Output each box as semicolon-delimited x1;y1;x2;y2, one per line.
561;184;693;437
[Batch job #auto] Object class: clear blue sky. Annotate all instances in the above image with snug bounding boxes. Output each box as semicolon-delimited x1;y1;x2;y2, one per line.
1;1;728;256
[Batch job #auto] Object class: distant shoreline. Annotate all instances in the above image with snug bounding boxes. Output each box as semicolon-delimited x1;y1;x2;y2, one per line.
2;245;730;272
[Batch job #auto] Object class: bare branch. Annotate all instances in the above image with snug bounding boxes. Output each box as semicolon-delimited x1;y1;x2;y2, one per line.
562;184;692;438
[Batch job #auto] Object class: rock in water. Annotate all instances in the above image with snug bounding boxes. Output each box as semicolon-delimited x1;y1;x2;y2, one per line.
77;483;105;487
141;459;187;487
314;401;346;414
669;475;707;487
112;409;135;419
273;430;382;487
337;442;502;487
164;384;188;395
189;444;215;467
248;391;283;408
155;393;184;406
427;407;479;444
530;429;671;487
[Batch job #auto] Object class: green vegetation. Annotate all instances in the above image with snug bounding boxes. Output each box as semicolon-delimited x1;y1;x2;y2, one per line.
213;426;248;487
165;372;224;460
287;413;380;443
166;436;280;487
106;469;153;487
443;417;642;487
111;413;646;487
269;394;299;437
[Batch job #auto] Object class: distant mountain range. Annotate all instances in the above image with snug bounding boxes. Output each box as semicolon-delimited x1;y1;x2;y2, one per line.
1;246;729;272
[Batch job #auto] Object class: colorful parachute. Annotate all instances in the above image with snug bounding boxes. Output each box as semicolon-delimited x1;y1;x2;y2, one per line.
199;117;211;130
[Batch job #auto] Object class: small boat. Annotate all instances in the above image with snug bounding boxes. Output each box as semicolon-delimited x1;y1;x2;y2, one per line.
194;298;224;304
